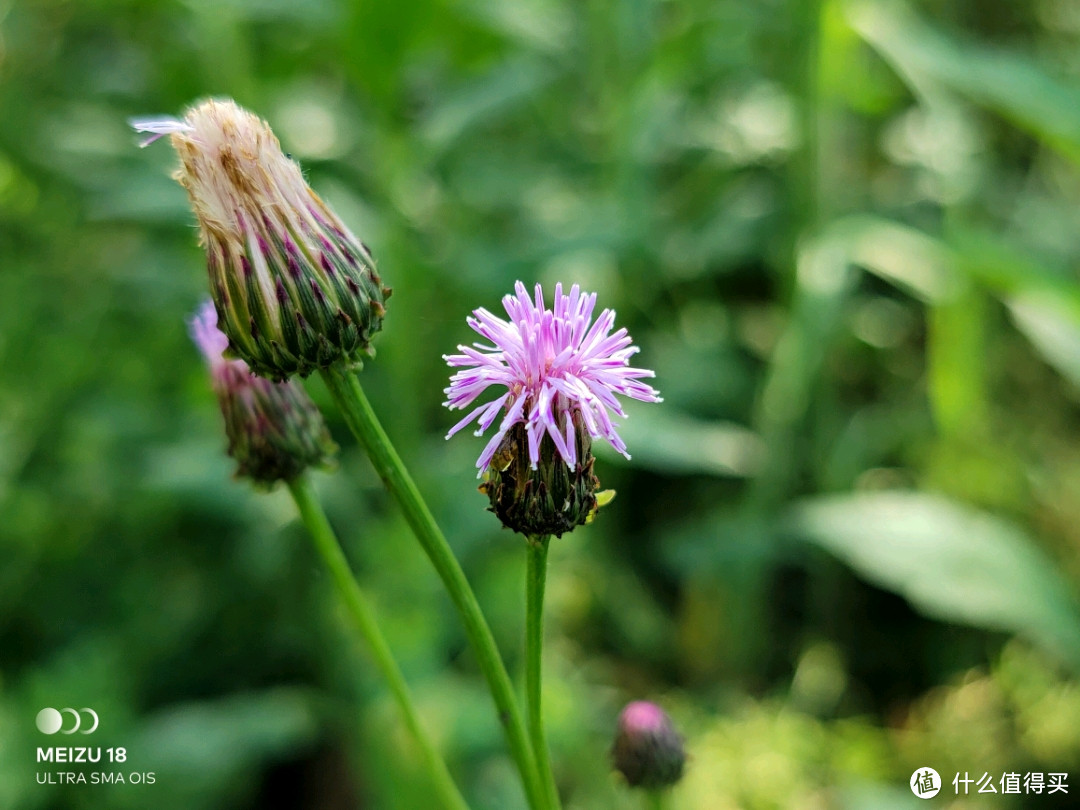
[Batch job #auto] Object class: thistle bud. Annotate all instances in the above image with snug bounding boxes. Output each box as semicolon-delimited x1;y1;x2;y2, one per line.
479;418;603;537
612;701;686;791
190;300;337;486
136;99;389;380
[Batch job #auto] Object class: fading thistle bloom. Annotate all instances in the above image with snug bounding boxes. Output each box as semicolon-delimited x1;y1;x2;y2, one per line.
612;701;686;790
136;99;389;380
190;300;337;486
443;282;660;535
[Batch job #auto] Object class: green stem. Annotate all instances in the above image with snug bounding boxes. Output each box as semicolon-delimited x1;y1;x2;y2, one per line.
320;365;544;810
526;535;560;809
646;791;666;810
286;476;470;810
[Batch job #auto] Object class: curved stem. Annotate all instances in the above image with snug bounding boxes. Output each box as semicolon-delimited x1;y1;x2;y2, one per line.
287;476;470;810
320;365;544;810
526;535;560;809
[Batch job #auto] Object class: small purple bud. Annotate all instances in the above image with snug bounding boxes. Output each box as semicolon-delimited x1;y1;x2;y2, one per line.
612;701;685;791
188;300;337;486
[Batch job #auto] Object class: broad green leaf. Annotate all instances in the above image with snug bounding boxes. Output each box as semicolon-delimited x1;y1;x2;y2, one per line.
789;492;1080;669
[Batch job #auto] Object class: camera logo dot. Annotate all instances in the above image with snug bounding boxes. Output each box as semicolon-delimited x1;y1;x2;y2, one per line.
36;708;99;735
911;767;942;799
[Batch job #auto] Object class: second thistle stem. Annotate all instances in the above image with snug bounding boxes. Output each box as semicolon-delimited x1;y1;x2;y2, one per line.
286;476;469;810
320;364;545;810
526;535;560;809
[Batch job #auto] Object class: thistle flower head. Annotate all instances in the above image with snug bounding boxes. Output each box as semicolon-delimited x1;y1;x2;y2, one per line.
189;300;337;487
138;99;389;380
612;701;686;790
444;281;659;536
444;281;661;475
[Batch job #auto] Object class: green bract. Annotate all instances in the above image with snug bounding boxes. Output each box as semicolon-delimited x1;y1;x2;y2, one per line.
216;362;337;486
480;418;605;538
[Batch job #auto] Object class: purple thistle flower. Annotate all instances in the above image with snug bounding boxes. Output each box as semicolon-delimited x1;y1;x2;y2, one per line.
444;281;661;477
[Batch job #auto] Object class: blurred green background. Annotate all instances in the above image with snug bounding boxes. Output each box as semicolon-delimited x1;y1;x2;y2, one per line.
6;0;1080;807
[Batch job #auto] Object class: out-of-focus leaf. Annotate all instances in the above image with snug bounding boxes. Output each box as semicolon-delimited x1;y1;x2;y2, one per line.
814;219;1080;398
829;215;958;303
945;229;1080;391
597;402;762;477
847;0;1080;162
134;689;319;787
949;228;1080;313
822;218;1080;313
789;492;1080;669
421;57;557;150
1007;292;1080;390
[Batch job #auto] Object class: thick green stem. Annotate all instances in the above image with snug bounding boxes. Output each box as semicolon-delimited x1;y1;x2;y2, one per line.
287;476;470;810
320;365;544;810
646;791;666;810
526;535;560;809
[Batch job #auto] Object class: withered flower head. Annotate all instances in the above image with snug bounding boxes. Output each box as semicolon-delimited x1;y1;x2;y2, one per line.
136;99;389;380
